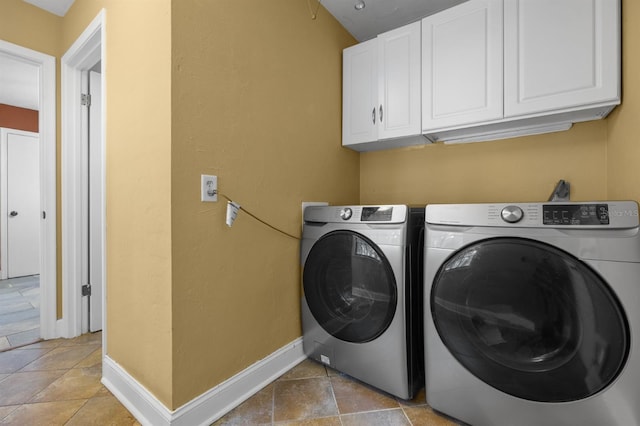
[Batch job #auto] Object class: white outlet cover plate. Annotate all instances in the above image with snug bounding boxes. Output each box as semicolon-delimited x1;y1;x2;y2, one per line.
201;174;218;202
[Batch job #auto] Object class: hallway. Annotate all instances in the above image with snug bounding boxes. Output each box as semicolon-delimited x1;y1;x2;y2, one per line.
0;331;138;424
0;275;40;351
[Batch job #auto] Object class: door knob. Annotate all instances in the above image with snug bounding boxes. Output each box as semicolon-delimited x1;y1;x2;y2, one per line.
9;211;18;217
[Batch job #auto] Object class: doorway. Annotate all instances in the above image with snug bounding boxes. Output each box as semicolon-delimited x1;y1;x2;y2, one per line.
61;10;105;340
0;40;57;342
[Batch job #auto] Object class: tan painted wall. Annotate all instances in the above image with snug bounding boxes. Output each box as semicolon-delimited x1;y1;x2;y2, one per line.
0;0;61;54
608;0;640;200
361;2;638;207
360;120;608;205
63;0;174;407
170;0;358;407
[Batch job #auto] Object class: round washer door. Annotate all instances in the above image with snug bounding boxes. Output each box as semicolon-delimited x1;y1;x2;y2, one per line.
303;230;397;343
431;237;629;402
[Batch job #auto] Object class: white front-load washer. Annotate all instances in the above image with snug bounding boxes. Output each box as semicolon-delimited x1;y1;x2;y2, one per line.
424;201;640;426
301;205;424;399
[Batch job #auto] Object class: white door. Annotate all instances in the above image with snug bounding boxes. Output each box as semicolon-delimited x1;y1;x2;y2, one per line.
504;0;620;117
377;21;421;140
422;0;503;131
6;131;40;278
88;70;103;332
342;38;378;146
80;69;103;333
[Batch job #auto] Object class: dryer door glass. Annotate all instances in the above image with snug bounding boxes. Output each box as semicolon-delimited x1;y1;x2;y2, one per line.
304;230;397;343
431;237;629;403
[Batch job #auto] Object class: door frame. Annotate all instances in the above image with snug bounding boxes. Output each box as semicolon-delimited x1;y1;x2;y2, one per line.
61;10;106;340
0;40;57;339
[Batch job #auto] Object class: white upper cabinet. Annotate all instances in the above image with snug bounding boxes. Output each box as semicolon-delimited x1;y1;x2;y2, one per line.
343;38;378;146
504;0;620;117
422;0;503;131
421;0;620;143
343;21;422;151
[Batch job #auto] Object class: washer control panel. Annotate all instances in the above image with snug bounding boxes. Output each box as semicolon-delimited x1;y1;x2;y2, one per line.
304;205;407;224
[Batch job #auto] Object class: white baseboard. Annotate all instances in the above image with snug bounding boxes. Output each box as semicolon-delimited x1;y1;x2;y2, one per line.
102;337;305;426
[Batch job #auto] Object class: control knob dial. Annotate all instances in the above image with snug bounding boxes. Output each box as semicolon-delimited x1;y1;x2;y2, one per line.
340;208;353;220
501;205;524;223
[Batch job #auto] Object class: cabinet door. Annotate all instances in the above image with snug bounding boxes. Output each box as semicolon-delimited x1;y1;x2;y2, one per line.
422;0;503;131
377;21;421;140
504;0;620;117
343;39;378;146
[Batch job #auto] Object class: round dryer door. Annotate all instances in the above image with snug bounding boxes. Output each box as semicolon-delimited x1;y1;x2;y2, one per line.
431;237;629;403
303;230;397;343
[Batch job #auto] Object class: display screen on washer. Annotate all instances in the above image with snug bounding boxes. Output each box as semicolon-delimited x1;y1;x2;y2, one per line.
543;204;610;225
361;206;393;221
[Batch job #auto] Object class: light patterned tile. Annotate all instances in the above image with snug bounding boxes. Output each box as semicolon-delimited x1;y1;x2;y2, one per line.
65;395;140;426
330;375;399;414
0;399;85;425
6;328;40;348
0;348;52;374
340;408;411;426
403;406;463;426
273;377;338;422
213;383;274;425
30;365;103;403
18;339;63;350
74;346;102;369
276;417;342;426
19;345;99;372
58;331;102;347
278;359;327;381
0;370;66;406
0;405;18;421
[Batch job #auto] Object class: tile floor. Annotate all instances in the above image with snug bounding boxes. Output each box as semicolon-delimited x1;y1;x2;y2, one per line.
213;359;461;426
0;325;461;425
0;276;41;351
0;331;139;425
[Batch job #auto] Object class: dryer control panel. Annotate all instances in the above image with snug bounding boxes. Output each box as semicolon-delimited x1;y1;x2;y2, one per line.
426;201;639;229
542;204;610;226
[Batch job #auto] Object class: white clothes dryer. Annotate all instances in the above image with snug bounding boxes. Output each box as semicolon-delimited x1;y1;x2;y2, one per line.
301;205;424;399
424;201;640;426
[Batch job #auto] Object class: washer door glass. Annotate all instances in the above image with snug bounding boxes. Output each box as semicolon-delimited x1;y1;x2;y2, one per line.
432;237;629;402
304;230;397;343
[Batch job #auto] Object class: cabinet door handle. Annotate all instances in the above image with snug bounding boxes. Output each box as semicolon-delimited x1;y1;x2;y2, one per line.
372;107;376;124
379;105;383;122
9;211;18;217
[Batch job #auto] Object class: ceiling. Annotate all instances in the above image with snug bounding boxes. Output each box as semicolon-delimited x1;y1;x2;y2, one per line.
22;0;75;17
320;0;468;41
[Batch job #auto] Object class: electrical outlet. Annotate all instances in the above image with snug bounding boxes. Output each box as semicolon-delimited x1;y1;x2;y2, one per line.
201;175;217;202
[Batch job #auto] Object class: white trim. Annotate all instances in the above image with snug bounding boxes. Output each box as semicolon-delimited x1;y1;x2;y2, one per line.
60;9;106;339
102;338;305;426
0;39;57;340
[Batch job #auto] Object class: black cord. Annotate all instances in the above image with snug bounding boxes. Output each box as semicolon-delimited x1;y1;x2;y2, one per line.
220;194;300;241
